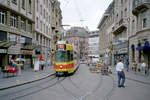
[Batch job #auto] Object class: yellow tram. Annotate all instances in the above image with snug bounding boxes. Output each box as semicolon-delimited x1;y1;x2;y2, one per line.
54;41;78;76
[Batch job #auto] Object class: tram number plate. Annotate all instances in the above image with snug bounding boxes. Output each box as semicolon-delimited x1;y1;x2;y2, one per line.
57;72;63;75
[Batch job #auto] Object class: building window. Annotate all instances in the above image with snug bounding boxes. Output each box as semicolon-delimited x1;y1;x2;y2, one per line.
10;14;17;28
40;35;42;44
37;0;38;11
36;34;39;41
44;9;45;18
40;21;42;31
21;18;25;31
121;0;123;4
36;17;38;28
44;24;45;33
46;0;48;7
0;9;6;24
28;0;32;13
121;11;123;18
12;0;17;5
142;18;147;28
46;26;48;34
40;5;42;15
22;0;25;9
28;22;32;33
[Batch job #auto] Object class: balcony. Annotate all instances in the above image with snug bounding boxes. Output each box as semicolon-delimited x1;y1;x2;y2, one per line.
113;19;127;35
132;0;150;16
0;41;13;48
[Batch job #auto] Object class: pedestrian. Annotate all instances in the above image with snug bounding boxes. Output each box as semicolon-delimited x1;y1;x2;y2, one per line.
132;61;137;74
141;61;146;75
40;59;45;70
116;59;125;88
125;59;129;72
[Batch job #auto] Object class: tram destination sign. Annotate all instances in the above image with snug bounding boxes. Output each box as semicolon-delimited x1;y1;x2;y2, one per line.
57;44;66;50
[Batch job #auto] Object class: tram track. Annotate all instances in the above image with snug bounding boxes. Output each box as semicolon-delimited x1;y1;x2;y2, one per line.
0;74;66;100
60;73;105;100
11;76;66;100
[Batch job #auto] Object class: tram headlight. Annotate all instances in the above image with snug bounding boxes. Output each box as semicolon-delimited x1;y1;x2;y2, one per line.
60;66;63;68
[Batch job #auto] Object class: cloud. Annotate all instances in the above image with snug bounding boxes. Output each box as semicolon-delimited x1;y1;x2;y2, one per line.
59;0;113;31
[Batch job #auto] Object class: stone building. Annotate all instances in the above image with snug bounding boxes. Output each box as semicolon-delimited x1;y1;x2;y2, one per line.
112;0;132;65
33;0;53;63
65;27;89;59
0;0;34;68
51;0;62;47
129;0;150;69
98;1;114;65
88;30;99;58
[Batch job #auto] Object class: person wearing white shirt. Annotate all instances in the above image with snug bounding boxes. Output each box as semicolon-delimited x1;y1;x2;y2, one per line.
116;59;125;88
141;61;146;75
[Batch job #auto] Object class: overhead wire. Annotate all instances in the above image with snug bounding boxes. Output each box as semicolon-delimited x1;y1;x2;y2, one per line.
73;0;85;27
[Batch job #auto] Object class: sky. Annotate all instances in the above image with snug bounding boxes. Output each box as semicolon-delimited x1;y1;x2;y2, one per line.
58;0;113;31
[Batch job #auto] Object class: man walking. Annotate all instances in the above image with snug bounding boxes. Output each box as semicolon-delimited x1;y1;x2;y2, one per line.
40;59;45;70
116;59;125;88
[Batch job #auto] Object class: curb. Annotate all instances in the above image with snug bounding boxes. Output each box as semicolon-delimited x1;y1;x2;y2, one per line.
0;73;55;91
0;63;80;91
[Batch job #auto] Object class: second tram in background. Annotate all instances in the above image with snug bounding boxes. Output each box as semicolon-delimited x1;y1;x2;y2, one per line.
54;41;79;76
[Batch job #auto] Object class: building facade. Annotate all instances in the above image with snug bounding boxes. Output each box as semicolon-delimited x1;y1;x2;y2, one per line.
65;27;89;59
88;30;99;58
129;0;150;69
98;2;114;65
112;0;132;65
0;0;34;68
98;0;150;71
33;0;53;64
51;0;62;47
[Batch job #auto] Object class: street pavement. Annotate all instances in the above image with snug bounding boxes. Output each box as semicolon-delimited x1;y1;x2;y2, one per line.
0;63;150;91
0;65;54;90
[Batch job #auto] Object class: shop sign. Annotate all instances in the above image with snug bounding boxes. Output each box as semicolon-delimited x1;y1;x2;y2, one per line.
0;49;7;53
113;41;128;50
118;48;128;54
21;50;33;55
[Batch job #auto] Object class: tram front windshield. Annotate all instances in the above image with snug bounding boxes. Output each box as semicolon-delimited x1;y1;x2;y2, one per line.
56;50;67;62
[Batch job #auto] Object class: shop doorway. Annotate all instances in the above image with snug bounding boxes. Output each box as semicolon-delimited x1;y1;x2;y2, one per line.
0;54;5;68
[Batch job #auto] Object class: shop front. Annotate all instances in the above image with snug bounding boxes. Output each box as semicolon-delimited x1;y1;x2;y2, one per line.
0;30;12;69
21;50;33;69
136;40;150;69
20;37;34;69
113;41;128;65
0;49;7;68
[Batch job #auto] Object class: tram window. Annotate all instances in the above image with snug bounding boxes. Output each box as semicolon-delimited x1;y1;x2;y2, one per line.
67;50;71;62
70;51;73;60
56;50;67;62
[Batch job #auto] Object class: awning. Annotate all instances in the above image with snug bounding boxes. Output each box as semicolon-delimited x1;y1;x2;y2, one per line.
136;46;143;50
0;41;12;48
136;46;150;50
143;46;150;50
